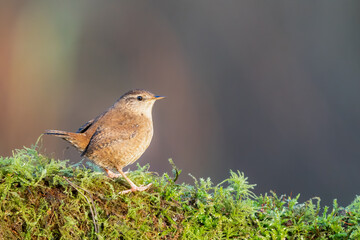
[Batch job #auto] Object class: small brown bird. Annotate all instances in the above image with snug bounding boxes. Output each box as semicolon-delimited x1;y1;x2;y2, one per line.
45;89;164;194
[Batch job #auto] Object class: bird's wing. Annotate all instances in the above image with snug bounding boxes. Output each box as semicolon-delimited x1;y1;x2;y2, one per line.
76;109;110;133
76;119;95;133
81;122;138;157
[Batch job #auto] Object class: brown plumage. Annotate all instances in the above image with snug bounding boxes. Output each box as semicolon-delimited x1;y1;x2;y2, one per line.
45;89;164;194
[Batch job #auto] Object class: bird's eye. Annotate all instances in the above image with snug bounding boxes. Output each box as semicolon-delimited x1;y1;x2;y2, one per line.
137;96;143;101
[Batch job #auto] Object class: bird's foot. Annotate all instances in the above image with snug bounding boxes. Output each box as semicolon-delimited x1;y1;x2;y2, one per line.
105;169;121;178
119;183;152;194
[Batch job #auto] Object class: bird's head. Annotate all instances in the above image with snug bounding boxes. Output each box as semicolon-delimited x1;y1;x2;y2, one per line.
114;89;165;117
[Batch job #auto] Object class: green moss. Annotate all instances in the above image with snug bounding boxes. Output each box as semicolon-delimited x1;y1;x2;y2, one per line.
0;144;359;239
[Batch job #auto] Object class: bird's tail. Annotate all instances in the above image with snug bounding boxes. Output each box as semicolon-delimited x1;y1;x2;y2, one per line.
45;130;88;152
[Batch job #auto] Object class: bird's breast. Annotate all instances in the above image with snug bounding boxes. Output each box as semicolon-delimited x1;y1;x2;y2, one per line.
114;119;154;167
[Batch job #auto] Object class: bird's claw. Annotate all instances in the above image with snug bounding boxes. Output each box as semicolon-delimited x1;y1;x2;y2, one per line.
119;183;152;194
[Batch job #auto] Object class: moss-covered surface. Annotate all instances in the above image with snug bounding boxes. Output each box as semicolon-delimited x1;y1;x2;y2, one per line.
1;145;360;239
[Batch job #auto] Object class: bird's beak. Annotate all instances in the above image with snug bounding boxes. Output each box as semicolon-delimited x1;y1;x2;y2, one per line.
153;95;165;100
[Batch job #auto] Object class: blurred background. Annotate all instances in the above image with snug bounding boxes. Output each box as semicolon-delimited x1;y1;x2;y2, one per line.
1;1;360;207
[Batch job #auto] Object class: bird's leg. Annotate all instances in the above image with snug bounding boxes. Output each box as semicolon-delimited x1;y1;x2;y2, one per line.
116;168;152;194
104;168;121;178
104;168;129;178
